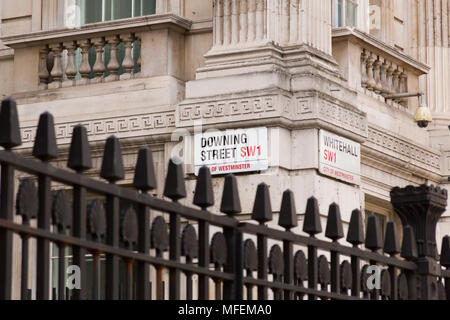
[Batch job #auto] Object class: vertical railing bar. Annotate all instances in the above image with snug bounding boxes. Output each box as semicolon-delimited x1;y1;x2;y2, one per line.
369;259;379;300
198;218;210;300
0;162;15;300
389;265;397;300
330;250;340;294
58;244;66;300
20;232;30;300
350;253;361;298
169;212;181;300
105;194;120;300
283;239;293;300
257;233;268;300
223;225;235;300
92;252;100;300
136;203;150;300
36;174;51;300
307;243;318;300
72;184;87;300
234;230;244;300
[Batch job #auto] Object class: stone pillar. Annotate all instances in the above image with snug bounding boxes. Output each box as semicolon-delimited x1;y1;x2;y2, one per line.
391;185;448;300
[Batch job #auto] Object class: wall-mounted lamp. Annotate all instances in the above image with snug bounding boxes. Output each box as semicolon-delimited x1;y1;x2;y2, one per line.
384;92;432;128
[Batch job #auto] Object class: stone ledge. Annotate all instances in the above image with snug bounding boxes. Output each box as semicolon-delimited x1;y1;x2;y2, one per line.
1;13;193;49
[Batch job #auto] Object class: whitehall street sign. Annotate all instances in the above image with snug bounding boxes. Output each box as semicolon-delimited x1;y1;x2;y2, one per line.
194;127;269;176
319;129;361;185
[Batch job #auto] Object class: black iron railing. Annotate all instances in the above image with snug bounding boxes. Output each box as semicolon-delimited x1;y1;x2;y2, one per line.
0;98;449;300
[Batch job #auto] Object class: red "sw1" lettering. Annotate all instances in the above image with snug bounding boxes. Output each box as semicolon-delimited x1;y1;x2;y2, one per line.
241;146;262;157
324;150;337;163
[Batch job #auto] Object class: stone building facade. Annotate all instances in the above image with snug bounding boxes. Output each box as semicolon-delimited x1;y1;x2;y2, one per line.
0;0;450;297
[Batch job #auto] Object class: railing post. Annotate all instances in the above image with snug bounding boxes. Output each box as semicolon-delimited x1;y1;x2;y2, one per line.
220;174;242;300
133;147;156;300
0;98;22;300
68;124;92;300
100;136;125;300
391;185;448;300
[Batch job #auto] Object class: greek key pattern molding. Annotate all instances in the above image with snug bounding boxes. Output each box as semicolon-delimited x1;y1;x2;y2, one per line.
179;94;368;137
20;112;176;144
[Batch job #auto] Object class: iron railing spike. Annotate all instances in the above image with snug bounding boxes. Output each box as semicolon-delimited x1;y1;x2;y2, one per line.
251;183;272;224
302;196;322;236
0;98;22;150
346;209;364;246
133;146;157;192
32;111;58;161
401;225;418;260
440;235;450;267
278;189;298;230
163;157;186;201
220;174;241;216
100;135;124;183
193;166;214;209
325;203;344;241
383;221;400;255
365;214;383;251
68;124;92;172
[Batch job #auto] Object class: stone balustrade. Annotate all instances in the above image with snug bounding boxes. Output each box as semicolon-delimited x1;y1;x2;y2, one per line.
332;28;430;107
360;48;407;98
39;33;141;90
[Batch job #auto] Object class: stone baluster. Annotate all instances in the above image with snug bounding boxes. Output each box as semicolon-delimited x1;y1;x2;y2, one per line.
120;33;135;80
392;66;401;95
380;58;389;95
255;0;265;42
223;0;232;46
360;49;369;89
49;43;64;89
105;35;121;82
240;0;248;43
373;56;383;94
91;37;106;84
386;62;395;94
399;68;407;93
77;39;92;86
248;0;256;42
231;0;239;44
62;41;77;88
366;52;377;91
136;39;142;74
38;46;50;90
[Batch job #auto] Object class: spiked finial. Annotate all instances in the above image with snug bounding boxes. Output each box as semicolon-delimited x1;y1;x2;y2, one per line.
365;214;383;251
278;189;298;230
32;112;57;161
325;203;344;241
68;124;92;172
401;225;418;260
0;98;21;149
251;183;272;224
440;236;450;267
100;135;124;183
303;197;322;236
383;221;400;255
220;174;241;216
193;166;214;209
163;157;186;201
133;147;156;192
347;209;364;246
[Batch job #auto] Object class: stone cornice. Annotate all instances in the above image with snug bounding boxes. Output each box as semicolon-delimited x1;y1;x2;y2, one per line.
177;89;368;142
1;14;193;49
362;124;442;180
332;27;431;75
